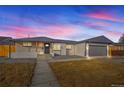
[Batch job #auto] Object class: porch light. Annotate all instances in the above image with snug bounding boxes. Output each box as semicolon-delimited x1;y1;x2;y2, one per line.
45;44;49;47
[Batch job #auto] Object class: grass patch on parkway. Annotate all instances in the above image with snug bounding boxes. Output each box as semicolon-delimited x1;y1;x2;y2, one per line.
50;58;124;87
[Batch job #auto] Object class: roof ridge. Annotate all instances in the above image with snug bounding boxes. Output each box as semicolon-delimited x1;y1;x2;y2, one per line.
15;36;53;40
78;35;113;44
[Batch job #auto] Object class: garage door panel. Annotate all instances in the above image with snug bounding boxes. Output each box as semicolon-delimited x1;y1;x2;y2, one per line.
89;45;107;56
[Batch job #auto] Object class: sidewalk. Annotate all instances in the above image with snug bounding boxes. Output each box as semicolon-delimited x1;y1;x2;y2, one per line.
31;59;59;87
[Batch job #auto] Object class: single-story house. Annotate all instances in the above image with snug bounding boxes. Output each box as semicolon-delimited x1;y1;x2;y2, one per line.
1;35;124;58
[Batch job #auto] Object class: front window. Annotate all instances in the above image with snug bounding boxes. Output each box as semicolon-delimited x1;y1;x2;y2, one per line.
53;44;61;50
66;45;72;49
23;42;32;46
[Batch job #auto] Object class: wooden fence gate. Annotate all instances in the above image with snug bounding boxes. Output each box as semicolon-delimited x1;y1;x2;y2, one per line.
0;45;16;57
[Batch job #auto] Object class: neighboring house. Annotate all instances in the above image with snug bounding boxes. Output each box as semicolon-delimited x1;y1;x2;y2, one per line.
1;35;124;58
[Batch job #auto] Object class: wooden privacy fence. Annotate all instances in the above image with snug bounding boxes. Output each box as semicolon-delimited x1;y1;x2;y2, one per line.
0;45;16;57
109;45;124;56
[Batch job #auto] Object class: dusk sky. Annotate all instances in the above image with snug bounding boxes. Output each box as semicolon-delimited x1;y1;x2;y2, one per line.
0;5;124;42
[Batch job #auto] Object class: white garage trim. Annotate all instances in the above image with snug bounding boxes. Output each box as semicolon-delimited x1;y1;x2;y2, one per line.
86;43;89;57
107;45;110;57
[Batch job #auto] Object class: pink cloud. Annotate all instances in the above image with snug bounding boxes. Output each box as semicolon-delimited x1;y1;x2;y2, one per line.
92;26;123;38
94;21;112;26
82;21;124;38
0;25;77;38
103;30;123;42
81;21;111;30
0;13;78;38
0;25;44;38
92;26;123;37
44;25;76;37
0;30;25;37
104;30;123;37
85;11;123;22
81;21;123;38
1;26;37;34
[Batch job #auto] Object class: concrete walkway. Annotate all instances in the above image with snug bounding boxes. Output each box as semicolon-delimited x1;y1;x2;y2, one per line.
31;59;59;87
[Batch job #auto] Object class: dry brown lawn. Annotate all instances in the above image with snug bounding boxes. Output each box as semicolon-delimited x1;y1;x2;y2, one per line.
50;58;124;87
0;59;36;87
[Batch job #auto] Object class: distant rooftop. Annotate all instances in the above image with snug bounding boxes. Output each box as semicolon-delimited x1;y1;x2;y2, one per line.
0;36;13;45
0;36;11;41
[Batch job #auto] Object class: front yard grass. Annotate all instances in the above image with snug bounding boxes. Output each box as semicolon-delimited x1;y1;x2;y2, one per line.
0;59;36;87
50;58;124;87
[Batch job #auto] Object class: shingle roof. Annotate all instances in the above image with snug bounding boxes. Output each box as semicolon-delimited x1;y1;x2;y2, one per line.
14;35;114;44
15;37;77;44
78;35;113;44
15;37;53;42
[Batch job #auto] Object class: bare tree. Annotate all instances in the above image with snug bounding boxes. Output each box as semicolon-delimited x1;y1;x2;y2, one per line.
119;34;124;43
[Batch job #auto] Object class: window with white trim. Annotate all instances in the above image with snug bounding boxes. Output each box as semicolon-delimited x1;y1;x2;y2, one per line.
23;42;32;46
53;44;61;50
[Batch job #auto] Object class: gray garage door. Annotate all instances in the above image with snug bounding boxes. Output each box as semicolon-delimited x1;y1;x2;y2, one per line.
89;45;107;56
